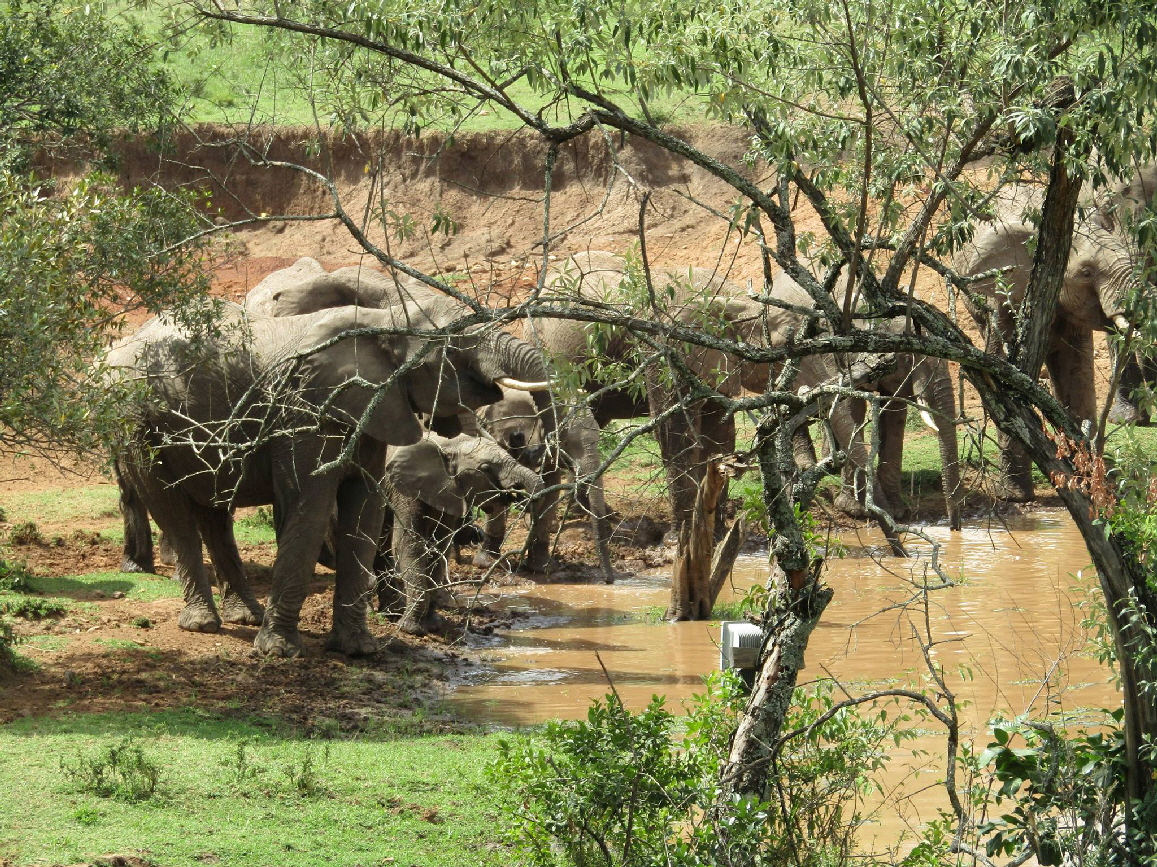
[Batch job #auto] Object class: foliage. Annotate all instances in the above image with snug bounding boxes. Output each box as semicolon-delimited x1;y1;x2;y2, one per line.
0;595;68;619
61;738;163;801
0;615;16;670
0;558;34;592
0;2;175;169
969;715;1133;867
491;675;908;867
0;3;219;461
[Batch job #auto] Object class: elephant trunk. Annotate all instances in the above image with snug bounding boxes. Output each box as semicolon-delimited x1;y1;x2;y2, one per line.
921;361;963;531
482;331;557;441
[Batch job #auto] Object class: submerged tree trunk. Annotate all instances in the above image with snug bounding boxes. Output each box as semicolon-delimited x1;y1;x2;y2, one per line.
667;461;743;620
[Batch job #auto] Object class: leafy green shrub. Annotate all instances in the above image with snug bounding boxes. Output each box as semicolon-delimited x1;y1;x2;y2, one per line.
130;616;152;629
965;714;1146;866
283;744;330;797
491;675;905;867
0;559;33;592
7;522;44;546
0;616;16;670
0;596;67;619
61;738;162;801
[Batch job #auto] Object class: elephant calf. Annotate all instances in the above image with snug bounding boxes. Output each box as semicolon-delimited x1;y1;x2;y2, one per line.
381;433;544;635
475;390;615;582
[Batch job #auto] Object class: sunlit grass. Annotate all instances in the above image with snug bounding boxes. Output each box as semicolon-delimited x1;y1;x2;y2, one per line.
0;710;521;867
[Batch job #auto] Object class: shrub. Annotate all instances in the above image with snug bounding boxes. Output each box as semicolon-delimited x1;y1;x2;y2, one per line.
0;559;33;592
491;675;904;867
61;738;162;801
0;596;66;619
7;522;43;546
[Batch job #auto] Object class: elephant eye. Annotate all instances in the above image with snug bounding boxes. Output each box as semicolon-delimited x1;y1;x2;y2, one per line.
1078;265;1094;279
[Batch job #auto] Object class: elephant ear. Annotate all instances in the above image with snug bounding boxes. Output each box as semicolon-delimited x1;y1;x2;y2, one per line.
386;439;467;517
297;324;424;446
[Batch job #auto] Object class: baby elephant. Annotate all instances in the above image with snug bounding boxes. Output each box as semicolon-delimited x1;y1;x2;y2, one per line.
382;433;544;635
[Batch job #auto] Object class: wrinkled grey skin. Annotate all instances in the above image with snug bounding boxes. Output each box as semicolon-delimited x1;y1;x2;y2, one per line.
1093;163;1157;425
954;184;1144;499
107;301;520;658
242;258;561;572
381;433;543;635
475;390;615;581
531;253;913;539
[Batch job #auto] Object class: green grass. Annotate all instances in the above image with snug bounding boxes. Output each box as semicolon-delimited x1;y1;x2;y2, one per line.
0;710;522;867
0;484;120;528
23;571;182;603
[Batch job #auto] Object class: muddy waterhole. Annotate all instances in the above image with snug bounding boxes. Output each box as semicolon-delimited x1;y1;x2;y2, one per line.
452;511;1115;841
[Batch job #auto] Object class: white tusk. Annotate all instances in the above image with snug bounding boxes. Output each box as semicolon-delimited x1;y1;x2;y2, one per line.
496;376;552;392
1113;314;1131;333
919;407;940;433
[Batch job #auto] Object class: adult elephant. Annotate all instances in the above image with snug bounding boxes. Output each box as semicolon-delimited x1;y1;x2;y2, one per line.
107;299;549;658
531;253;961;542
378;433;544;635
242;258;564;572
954;184;1143;499
475;390;615;581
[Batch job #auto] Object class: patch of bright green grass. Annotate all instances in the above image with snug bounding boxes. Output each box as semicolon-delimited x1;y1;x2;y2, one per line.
0;710;521;867
24;572;181;603
0;484;120;529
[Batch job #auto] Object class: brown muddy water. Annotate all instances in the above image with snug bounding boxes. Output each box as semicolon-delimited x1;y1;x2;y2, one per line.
449;510;1119;843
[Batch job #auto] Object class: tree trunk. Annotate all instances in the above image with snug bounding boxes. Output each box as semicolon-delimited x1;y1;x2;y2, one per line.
666;460;729;620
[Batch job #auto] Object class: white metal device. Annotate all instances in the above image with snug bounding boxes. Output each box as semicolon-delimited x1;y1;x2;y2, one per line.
719;621;763;673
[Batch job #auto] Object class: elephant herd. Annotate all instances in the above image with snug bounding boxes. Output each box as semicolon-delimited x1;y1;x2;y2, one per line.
104;162;1156;658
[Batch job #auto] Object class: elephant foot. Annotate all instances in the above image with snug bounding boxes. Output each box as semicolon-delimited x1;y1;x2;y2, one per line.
997;477;1036;503
177;603;222;634
519;551;552;574
472;549;497;569
120;556;155;575
397;610;447;636
325;626;379;657
833;490;869;519
253;622;304;658
1109;395;1146;426
219;594;265;626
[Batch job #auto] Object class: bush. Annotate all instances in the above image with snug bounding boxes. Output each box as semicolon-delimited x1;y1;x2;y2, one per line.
0;559;33;592
491;675;905;867
0;597;66;619
61;738;162;801
7;522;43;546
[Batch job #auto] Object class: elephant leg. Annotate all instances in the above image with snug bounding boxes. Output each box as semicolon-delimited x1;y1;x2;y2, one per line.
326;477;383;656
1109;348;1148;425
831;397;871;518
128;462;220;633
253;471;339;658
875;398;909;520
1046;323;1097;424
194;506;264;626
792;426;818;472
521;467;561;574
394;503;442;636
473;506;506;569
116;462;155;574
648;370;703;540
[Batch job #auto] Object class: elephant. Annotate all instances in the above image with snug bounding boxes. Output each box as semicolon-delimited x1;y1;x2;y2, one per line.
241;258;564;573
530;253;962;543
954;183;1144;499
106;299;550;658
474;389;616;581
378;432;544;635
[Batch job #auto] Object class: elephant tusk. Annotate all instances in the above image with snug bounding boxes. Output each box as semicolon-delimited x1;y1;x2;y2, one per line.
1113;314;1131;333
919;405;940;433
496;376;551;392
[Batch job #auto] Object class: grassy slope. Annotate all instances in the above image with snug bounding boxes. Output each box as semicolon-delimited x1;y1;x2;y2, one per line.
0;710;521;867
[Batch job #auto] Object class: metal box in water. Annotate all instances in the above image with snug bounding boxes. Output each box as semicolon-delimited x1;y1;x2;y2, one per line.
719;621;763;675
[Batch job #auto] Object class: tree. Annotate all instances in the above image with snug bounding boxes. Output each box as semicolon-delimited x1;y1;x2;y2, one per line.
0;2;215;460
164;0;1157;859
